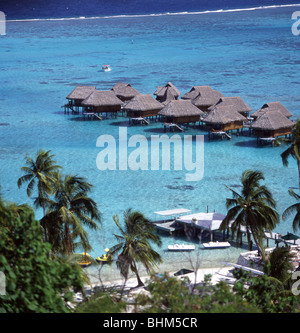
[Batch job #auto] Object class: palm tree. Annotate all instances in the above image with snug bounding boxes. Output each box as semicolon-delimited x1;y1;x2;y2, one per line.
264;246;294;288
111;209;162;287
282;188;300;232
17;150;61;215
17;150;62;242
220;170;280;261
41;172;101;255
281;119;300;189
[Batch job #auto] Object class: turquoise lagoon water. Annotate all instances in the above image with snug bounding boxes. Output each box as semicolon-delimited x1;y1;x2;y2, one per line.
1;6;300;279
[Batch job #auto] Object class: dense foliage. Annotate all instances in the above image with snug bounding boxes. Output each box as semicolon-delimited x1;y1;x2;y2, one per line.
0;200;83;313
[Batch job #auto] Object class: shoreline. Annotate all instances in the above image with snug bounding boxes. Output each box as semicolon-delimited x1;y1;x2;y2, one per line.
85;263;236;291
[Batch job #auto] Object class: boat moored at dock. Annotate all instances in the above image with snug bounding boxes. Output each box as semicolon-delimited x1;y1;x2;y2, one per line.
202;241;231;249
168;243;195;251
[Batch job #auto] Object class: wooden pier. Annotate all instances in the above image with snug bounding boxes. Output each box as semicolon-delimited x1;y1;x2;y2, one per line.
163;123;184;132
83;112;102;120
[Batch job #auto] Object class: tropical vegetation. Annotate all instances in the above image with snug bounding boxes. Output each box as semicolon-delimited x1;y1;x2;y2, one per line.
110;208;162;287
17;150;102;256
281;119;300;189
1;150;300;313
282;188;300;233
0;197;83;313
220;170;280;261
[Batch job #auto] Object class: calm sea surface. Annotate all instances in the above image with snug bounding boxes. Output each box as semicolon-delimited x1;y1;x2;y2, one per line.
1;3;300;279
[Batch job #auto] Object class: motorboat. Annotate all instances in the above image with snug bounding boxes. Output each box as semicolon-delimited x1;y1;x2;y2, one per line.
96;248;113;263
168;243;195;251
202;241;231;249
102;64;111;72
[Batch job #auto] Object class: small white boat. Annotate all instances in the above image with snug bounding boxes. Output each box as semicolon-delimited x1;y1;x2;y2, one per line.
203;241;231;249
102;64;111;72
168;243;195;251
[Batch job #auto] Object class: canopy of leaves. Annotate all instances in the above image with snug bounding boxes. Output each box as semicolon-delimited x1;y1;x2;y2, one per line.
0;200;83;313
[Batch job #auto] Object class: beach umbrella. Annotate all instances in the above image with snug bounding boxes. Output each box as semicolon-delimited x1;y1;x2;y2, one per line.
281;232;300;244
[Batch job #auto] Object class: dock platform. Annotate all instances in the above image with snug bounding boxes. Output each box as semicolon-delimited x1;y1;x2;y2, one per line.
154;220;184;235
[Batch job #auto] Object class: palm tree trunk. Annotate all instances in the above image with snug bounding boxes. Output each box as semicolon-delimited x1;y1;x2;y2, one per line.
42;204;49;243
251;231;265;262
246;230;252;251
65;224;72;255
132;261;144;287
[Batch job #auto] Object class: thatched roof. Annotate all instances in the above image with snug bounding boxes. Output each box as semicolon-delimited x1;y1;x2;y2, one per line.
81;90;123;107
203;105;247;124
67;86;96;100
160;89;177;105
208;96;251;114
111;82;140;100
123;94;163;112
191;88;224;108
251;110;294;130
182;85;216;100
158;100;204;118
154;82;180;99
251;102;292;119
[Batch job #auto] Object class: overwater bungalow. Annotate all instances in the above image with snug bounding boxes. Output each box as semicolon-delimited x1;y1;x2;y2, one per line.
65;86;96;113
81;90;123;118
159;89;178;105
123;94;163;124
251;102;293;120
111;82;141;102
189;87;224;112
251;110;294;142
181;86;208;100
158;100;204;130
208;96;252;117
203;105;247;137
154;82;180;102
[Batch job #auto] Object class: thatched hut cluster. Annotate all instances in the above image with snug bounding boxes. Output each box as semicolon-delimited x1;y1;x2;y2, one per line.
64;82;295;145
65;82;140;117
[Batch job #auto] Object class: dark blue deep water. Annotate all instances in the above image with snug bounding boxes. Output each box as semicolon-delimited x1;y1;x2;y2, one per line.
1;0;300;19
